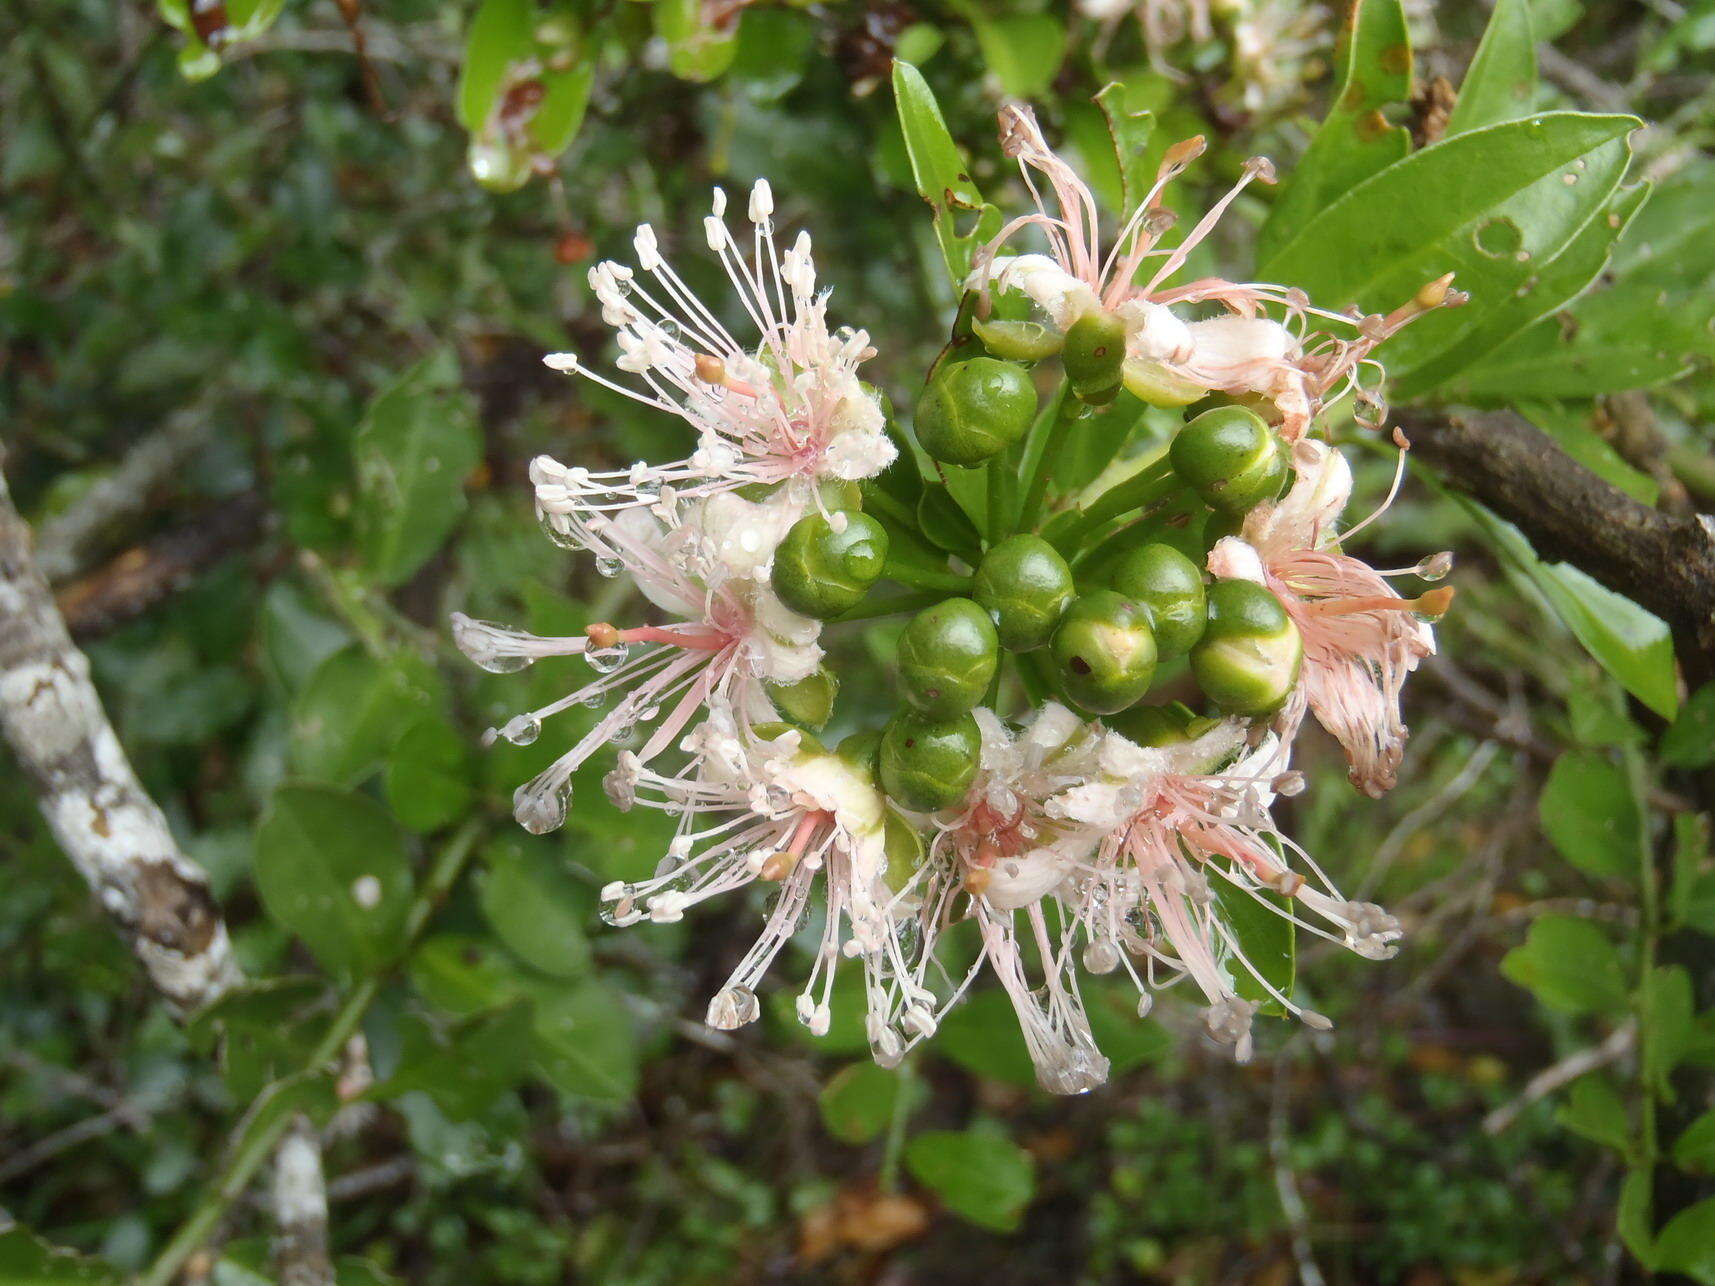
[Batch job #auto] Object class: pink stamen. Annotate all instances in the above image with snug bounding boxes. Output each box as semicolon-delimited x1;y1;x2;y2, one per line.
617;625;730;650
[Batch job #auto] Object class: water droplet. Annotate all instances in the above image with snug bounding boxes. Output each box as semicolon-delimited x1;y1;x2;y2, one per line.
594;554;624;578
586;643;629;674
1416;551;1453;582
499;714;542;746
513;777;569;834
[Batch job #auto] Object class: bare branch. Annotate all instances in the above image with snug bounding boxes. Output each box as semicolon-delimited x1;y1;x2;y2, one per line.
1483;1020;1637;1135
272;1116;333;1286
0;451;240;1010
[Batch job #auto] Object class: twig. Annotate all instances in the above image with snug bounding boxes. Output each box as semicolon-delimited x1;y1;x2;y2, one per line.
0;447;239;1010
1269;1046;1325;1286
272;1116;333;1286
31;412;212;585
1483;1021;1637;1135
0;1100;150;1184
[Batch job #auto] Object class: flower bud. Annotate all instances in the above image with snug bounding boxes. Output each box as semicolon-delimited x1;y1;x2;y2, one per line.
771;510;888;619
897;598;999;718
914;357;1037;467
1108;542;1207;661
1169;405;1288;515
1190;580;1303;715
880;709;982;812
1050;589;1159;716
1107;700;1215;747
882;807;927;893
973;534;1075;652
1062;310;1128;405
972;317;1063;362
767;666;839;731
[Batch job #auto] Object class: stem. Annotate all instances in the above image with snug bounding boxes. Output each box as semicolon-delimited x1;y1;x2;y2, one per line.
831;589;942;624
879;1056;915;1193
1017;383;1082;532
141;818;485;1286
987;443;1020;544
1626;741;1659;1180
1042;459;1177;554
882;558;971;595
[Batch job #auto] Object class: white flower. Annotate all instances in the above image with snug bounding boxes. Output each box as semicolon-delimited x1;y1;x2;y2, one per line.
536;179;895;555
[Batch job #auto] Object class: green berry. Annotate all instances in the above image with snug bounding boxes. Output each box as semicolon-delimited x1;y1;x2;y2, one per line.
1108;543;1208;661
1191;579;1303;715
1050;589;1159;716
1106;701;1216;747
914;357;1037;467
767;666;838;731
972;317;1064;362
1062;310;1127;406
897;598;999;718
771;510;888;619
835;729;883;777
1169;405;1288;515
880;709;981;812
973;535;1075;652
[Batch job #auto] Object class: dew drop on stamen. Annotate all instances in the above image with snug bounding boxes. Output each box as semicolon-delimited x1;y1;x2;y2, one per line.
595;554;624;578
585;643;629;674
1416;551;1453;582
499;714;542;746
513;778;570;834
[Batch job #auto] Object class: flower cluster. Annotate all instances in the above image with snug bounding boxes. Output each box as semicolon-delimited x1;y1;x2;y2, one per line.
459;108;1458;1094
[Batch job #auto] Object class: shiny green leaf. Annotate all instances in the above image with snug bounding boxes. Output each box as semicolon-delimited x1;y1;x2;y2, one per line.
1446;0;1537;135
478;838;591;980
905;1129;1035;1231
1539;751;1640;882
891;60;1002;285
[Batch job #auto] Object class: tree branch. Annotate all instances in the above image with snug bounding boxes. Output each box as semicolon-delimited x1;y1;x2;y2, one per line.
272;1116;333;1286
1398;407;1715;679
0;451;240;1010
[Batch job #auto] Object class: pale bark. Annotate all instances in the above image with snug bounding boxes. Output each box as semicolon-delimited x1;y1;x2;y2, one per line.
0;451;239;1010
272;1116;334;1286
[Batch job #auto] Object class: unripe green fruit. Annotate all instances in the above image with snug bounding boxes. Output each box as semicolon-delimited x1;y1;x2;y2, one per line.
1063;310;1128;406
880;709;981;812
771;511;888;619
749;722;827;754
1106;700;1210;747
897;598;999;718
973;535;1075;652
1169;405;1288;515
836;729;883;777
972;317;1063;362
1050;589;1159;715
882;808;927;893
914;357;1037;467
1191;579;1303;715
1109;543;1208;661
767;667;838;731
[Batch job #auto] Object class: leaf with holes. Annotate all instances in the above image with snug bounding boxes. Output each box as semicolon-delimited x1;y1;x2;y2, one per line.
255;785;414;978
1262;113;1639;385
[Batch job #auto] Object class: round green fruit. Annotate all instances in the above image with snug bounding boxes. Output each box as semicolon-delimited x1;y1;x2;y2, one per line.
1169;405;1288;515
1050;589;1159;716
880;710;982;812
973;535;1075;652
897;598;999;718
771;510;888;619
766;667;838;731
1109;543;1208;661
1062;310;1128;406
1190;579;1303;715
914;357;1037;467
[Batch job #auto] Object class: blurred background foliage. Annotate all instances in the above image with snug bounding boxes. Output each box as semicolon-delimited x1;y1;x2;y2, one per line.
3;0;1715;1281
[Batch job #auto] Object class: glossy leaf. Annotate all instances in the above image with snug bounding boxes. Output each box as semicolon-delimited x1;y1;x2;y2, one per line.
1499;915;1628;1015
1642;965;1695;1099
529;983;639;1102
291;646;433;786
1262;114;1637;381
905;1129;1035;1232
478;839;592;980
1095;82;1156;213
1539;751;1640;883
456;0;531;131
384;710;476;833
1446;0;1537;135
354;351;482;587
1457;497;1677;717
255;785;414;978
1211;865;1294;1014
935;987;1036;1087
892;60;1002;285
1259;0;1412;259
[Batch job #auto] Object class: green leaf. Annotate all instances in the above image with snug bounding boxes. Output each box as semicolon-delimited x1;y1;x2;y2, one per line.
1556;1073;1631;1154
656;0;738;82
1262;114;1639;385
1259;0;1412;259
1641;965;1695;1099
1095;82;1157;213
372;1003;535;1120
1446;0;1537;135
1661;682;1715;769
967;12;1065;99
1400;181;1647;398
529;983;639;1102
818;1063;921;1144
1210;867;1295;1014
1670;813;1715;935
478;838;592;980
410;934;527;1016
456;0;533;132
1539;751;1640;882
528;60;596;157
1618;1167;1655;1268
1673;1108;1715;1173
936;988;1036;1088
1654;1195;1715;1283
891;60;1002;286
1457;497;1677;717
290;646;429;786
255;785;414;978
385;710;475;833
905;1129;1035;1232
0;1228;122;1282
354;351;482;588
1499;915;1628;1014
